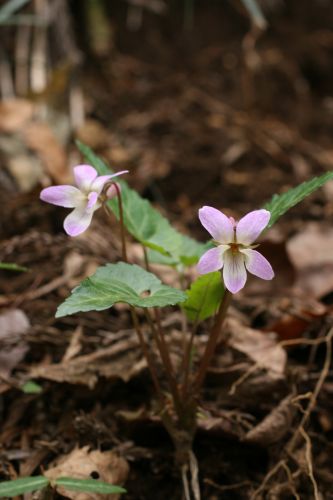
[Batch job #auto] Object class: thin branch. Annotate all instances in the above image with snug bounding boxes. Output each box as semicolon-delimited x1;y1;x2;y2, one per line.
144;309;182;416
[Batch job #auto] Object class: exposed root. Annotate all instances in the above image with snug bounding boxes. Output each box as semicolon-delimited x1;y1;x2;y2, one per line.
181;464;191;500
281;462;301;500
287;326;333;453
300;426;320;500
180;451;201;500
189;450;201;500
251;326;333;499
250;460;285;499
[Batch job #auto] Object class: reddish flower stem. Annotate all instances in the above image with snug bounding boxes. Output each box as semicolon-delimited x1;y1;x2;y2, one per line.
193;290;232;393
111;182;127;262
142;245;182;415
103;186;164;401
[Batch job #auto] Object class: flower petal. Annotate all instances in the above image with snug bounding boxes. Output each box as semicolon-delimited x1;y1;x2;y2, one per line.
236;209;270;245
74;165;98;190
87;191;99;209
197;246;228;274
199;206;234;243
40;185;83;208
223;250;247;294
63;207;94;236
241;249;274;280
90;170;129;194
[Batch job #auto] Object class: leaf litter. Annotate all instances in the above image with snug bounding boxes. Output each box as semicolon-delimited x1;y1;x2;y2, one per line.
1;2;333;498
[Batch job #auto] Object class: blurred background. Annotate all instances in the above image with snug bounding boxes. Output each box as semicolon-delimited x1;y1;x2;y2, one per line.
2;0;333;295
1;0;333;222
2;3;333;498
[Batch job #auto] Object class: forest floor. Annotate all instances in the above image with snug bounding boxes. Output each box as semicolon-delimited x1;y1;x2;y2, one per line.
1;1;333;498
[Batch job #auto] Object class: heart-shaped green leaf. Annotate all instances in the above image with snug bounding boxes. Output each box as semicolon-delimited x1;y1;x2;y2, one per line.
56;262;187;317
183;271;225;322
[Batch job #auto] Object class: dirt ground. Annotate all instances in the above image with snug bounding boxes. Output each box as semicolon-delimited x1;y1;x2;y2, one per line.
1;1;333;498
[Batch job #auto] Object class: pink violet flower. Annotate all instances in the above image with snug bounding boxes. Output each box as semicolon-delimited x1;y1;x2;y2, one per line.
40;165;128;236
197;206;274;294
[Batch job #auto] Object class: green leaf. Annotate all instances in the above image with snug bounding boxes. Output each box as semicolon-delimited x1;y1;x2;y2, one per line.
0;476;49;497
56;262;187;317
265;171;333;227
0;262;28;272
55;477;126;495
21;380;43;394
182;272;224;322
240;0;267;29
76;141;207;265
147;239;212;267
0;0;31;24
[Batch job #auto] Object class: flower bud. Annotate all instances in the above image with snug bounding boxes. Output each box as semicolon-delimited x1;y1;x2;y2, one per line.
106;182;121;200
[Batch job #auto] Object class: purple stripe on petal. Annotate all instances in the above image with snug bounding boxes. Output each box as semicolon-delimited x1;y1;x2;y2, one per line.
199;206;234;243
197;246;226;274
236;209;270;245
63;207;94;236
74;165;97;190
223;250;247;294
241;249;274;280
40;185;83;208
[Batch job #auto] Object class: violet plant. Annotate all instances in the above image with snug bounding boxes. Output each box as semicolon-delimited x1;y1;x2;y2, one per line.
40;142;333;500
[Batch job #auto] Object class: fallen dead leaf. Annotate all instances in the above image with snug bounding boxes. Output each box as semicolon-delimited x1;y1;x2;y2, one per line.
30;333;146;388
7;155;44;192
197;407;250;439
264;296;327;341
23;121;69;183
226;317;287;379
44;446;128;500
0;99;34;133
0;309;30;377
75;119;110;150
244;395;295;446
287;223;333;297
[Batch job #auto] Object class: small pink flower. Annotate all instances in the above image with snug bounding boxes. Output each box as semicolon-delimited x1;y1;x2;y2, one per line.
197;206;274;294
40;165;128;236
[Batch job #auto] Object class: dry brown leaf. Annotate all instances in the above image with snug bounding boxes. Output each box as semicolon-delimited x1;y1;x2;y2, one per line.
7;155;44;192
0;309;30;377
226;317;286;379
0;309;30;342
75;119;110;150
0;99;34;133
30;336;145;388
287;224;333;268
45;446;128;500
264;297;326;341
244;395;295;446
23;121;69;183
287;223;333;297
197;408;248;439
